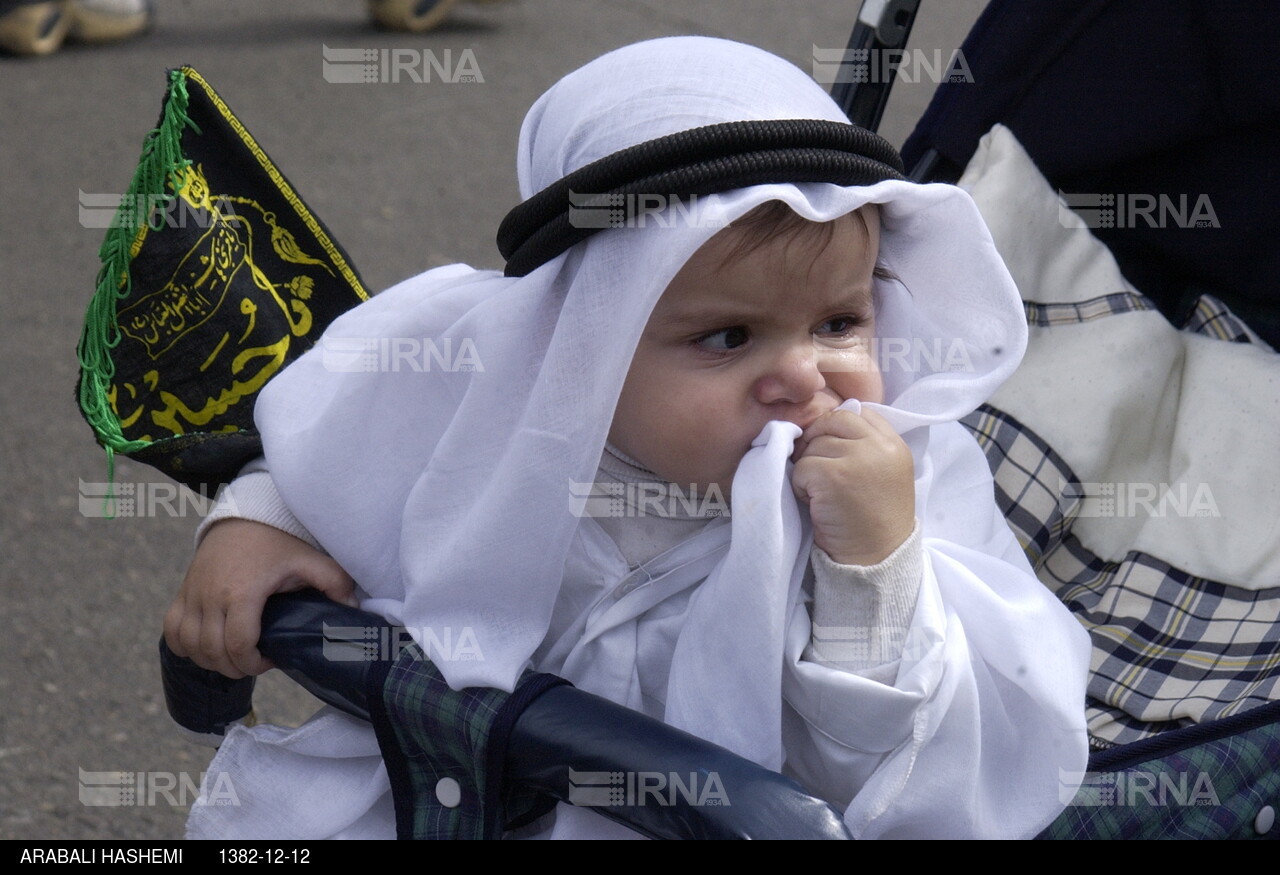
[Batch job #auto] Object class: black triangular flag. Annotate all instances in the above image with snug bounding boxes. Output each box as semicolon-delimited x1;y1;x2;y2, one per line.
78;67;370;493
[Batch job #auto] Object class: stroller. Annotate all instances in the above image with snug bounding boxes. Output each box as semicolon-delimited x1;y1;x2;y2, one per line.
79;0;1280;839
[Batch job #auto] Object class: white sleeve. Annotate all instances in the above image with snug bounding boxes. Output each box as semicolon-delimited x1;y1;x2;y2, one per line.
781;423;1091;839
804;520;922;676
194;457;321;551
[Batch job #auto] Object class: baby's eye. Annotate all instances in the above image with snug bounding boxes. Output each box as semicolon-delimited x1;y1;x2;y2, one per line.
815;315;868;337
696;326;750;351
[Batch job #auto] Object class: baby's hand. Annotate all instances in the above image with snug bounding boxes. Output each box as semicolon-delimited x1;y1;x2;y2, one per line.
791;408;915;566
163;519;356;679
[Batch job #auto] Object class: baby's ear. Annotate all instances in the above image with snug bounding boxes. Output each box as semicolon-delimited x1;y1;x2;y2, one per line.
848;204;882;259
858;203;882;236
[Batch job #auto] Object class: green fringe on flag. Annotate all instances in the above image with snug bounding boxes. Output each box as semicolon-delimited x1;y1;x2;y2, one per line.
77;69;197;482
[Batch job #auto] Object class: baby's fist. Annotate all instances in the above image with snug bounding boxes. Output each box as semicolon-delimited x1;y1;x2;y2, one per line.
791;408;915;566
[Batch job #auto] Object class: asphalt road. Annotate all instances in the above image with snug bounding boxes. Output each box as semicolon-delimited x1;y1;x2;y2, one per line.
0;0;984;840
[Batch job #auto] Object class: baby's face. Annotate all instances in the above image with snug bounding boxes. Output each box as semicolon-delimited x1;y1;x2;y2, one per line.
609;207;884;495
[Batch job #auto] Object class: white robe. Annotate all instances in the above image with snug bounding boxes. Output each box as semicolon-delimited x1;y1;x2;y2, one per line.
188;409;1088;839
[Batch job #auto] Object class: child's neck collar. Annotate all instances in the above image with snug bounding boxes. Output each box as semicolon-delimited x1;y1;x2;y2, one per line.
600;442;662;484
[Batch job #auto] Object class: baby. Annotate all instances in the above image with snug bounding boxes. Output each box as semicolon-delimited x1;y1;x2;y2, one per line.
626;201;915;551
169;37;1090;839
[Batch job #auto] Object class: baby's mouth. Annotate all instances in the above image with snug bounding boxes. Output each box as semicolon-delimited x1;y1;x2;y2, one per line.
791;388;844;432
786;389;845;458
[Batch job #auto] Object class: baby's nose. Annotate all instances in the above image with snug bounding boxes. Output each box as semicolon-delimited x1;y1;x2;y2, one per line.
753;343;827;405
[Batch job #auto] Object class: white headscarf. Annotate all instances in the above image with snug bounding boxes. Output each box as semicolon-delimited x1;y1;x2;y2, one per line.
259;36;1024;634
227;36;1088;840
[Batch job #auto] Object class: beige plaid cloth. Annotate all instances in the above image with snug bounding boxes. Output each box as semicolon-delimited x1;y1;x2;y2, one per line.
962;294;1280;749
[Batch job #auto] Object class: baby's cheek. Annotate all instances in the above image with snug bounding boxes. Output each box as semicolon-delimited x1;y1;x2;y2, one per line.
862;367;885;404
826;359;884;405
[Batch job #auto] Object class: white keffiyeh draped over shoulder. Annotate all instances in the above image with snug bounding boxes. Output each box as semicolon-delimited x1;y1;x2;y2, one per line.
188;36;1089;840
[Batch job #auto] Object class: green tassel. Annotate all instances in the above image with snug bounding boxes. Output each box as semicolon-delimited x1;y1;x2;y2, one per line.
76;68;201;486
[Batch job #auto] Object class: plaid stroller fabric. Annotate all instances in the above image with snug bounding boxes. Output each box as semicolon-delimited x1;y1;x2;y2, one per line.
961;293;1280;750
962;292;1280;839
366;643;568;840
1039;699;1280;839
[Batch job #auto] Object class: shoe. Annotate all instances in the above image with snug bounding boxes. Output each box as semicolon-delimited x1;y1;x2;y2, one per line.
66;0;150;45
0;1;71;56
367;0;457;33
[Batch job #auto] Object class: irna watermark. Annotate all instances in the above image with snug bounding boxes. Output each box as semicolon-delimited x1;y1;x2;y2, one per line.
567;191;729;231
1060;768;1219;808
809;623;936;667
78;479;233;519
1061;481;1221;519
569;481;730;520
78;768;239;808
1059;192;1220;230
319;335;484;373
78;190;235;230
321;622;484;663
567;769;729;808
321;44;483;84
812;45;974;85
817;336;973;374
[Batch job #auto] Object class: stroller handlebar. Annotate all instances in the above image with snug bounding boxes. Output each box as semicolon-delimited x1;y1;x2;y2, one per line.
159;590;853;840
